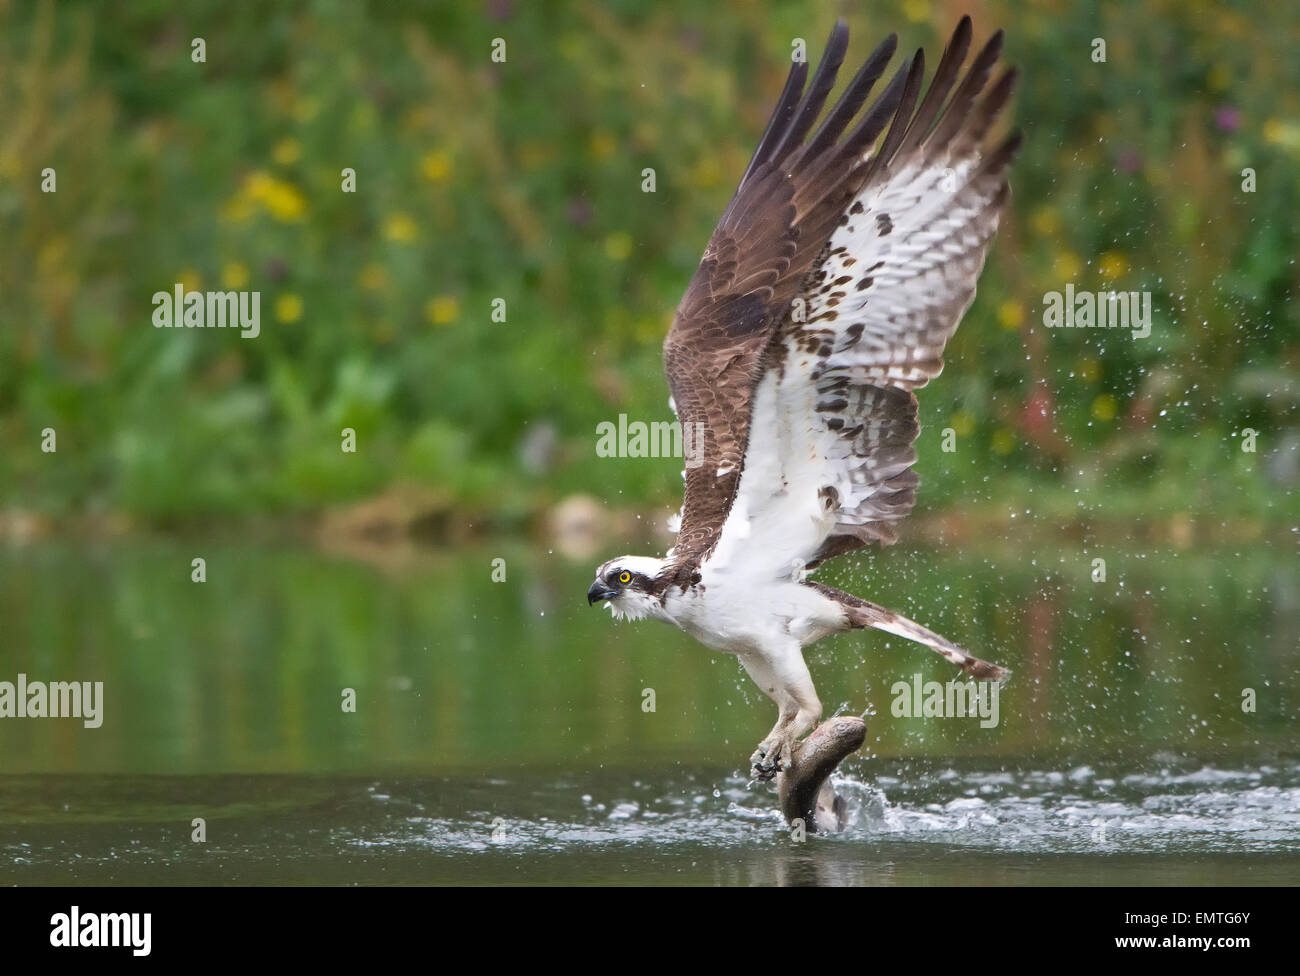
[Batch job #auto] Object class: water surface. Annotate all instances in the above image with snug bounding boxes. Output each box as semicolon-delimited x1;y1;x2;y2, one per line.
1;539;1295;884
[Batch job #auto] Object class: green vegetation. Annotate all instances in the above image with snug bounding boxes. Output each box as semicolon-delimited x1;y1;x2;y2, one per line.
1;0;1296;534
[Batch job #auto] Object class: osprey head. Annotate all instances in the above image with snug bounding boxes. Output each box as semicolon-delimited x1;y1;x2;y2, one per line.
587;556;668;622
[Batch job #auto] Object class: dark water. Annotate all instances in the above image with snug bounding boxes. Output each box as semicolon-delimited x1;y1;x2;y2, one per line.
1;539;1296;885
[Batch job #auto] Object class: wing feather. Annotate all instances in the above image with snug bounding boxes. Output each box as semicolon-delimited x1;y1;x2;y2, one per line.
661;22;908;585
701;19;1019;577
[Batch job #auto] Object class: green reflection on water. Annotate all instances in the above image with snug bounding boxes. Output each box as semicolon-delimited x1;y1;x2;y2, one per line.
1;540;1294;776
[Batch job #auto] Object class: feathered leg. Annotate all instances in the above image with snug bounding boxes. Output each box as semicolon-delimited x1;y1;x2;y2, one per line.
810;582;1009;681
738;646;823;781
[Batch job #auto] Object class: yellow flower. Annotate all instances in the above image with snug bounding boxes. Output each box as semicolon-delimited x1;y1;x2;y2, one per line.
997;300;1024;330
903;0;930;24
275;294;303;323
991;428;1016;455
949;410;975;437
1262;118;1300;150
241;172;268;200
1053;250;1082;281
426;295;459;326
272;138;301;166
1098;251;1128;279
420;150;453;183
604;231;633;261
1091;394;1118;421
358;263;389;291
221;262;249;290
384;213;419;242
232;170;307;222
262;180;306;222
1030;206;1061;236
588;131;616;160
177;268;202;293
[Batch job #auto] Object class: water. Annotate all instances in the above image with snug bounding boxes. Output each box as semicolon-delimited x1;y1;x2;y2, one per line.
1;539;1296;885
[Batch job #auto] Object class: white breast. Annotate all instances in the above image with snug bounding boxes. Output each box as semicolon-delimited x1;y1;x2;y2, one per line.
663;566;844;654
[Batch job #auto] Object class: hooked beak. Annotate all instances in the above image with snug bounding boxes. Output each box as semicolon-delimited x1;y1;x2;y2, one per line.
587;581;617;606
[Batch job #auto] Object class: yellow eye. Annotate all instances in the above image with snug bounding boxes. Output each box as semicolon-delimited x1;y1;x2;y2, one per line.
618;571;631;584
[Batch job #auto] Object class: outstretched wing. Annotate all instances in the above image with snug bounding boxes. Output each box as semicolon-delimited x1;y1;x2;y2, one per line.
663;21;911;585
706;17;1019;579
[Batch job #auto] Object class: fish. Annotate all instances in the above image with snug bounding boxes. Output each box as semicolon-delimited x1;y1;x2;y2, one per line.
775;715;866;833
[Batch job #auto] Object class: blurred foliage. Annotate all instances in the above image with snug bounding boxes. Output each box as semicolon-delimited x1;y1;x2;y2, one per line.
0;0;1296;528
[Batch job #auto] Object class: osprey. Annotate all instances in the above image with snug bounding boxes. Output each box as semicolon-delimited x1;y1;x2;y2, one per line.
588;18;1019;780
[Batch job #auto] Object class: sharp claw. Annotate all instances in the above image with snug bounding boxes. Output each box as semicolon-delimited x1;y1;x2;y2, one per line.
750;741;787;782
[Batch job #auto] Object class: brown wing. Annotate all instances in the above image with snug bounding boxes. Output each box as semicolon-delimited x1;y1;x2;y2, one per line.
663;21;913;583
785;25;1019;566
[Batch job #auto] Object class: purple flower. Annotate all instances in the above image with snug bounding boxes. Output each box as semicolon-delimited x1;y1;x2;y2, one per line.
566;196;593;227
1214;105;1241;133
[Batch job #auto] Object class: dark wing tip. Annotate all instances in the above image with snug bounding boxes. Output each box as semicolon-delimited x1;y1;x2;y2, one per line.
819;20;850;72
963;657;1010;683
983;28;1006;61
991;64;1019;99
952;15;973;46
738;56;810;188
900;49;927;108
903;48;926;99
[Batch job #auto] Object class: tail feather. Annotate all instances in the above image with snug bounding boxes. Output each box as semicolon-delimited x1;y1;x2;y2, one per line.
807;582;1009;682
